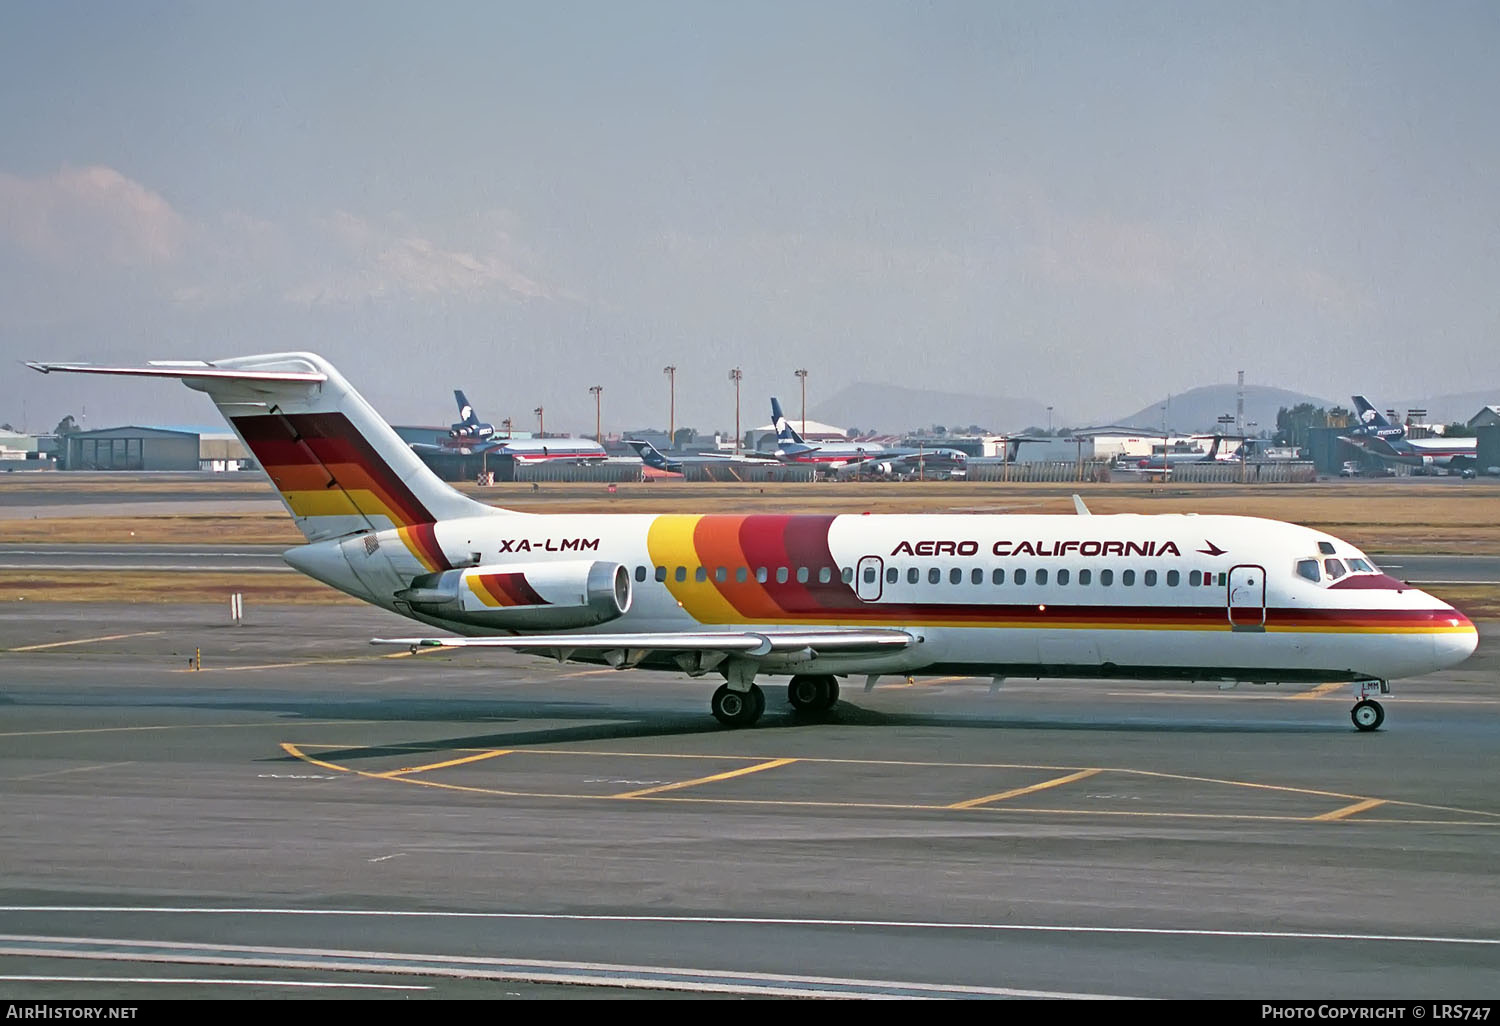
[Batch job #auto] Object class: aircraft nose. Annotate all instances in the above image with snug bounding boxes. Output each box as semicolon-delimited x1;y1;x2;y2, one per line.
1432;606;1479;670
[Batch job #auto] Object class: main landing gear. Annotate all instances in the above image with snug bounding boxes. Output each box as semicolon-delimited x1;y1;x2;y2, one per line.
787;674;840;715
709;673;843;728
1350;679;1391;732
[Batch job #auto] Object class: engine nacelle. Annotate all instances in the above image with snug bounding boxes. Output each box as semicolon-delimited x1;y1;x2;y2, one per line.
397;560;632;630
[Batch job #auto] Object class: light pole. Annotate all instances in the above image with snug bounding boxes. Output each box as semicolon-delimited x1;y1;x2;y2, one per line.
501;416;512;439
589;386;603;443
1046;406;1053;434
729;367;742;454
663;365;676;447
794;368;808;436
533;406;544;436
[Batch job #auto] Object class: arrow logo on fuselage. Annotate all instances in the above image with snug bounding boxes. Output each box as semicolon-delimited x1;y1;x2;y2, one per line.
1198;541;1227;557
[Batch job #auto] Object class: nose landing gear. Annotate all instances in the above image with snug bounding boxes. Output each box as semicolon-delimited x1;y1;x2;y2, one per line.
1350;679;1391;732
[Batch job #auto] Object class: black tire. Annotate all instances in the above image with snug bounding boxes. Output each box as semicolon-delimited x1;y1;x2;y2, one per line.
712;683;763;727
823;676;840;710
1351;699;1384;732
787;675;823;711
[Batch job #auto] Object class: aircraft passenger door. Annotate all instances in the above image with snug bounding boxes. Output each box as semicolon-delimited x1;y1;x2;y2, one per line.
1227;564;1266;630
855;555;884;602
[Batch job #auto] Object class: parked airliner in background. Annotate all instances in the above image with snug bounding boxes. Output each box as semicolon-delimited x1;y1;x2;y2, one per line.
1343;396;1477;473
625;439;778;475
410;389;607;464
769;398;969;478
27;354;1476;732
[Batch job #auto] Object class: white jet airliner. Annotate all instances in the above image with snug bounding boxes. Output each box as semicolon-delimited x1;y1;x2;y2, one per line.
28;353;1477;732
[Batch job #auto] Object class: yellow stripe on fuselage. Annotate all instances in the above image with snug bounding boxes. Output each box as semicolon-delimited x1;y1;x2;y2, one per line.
647;515;745;624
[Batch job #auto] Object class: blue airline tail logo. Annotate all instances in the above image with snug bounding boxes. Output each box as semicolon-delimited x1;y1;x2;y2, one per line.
1350;396;1406;440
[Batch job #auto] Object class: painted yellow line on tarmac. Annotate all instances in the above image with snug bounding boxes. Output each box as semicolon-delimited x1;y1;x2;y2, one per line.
948;769;1102;809
7;631;164;652
1312;798;1388;822
1290;682;1345;700
173;649;441;673
4;761;135;782
611;758;798;798
376;750;512;778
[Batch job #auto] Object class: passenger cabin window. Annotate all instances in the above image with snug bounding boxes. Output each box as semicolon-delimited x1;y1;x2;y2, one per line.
796;567;809;583
1296;559;1321;583
1035;568;1049;586
736;567;748;583
908;568;919;584
818;567;831;584
992;568;1005;585
971;568;983;585
1057;569;1070;586
928;567;941;584
949;568;962;585
1078;569;1091;586
1324;558;1347;580
842;567;855;583
1144;570;1157;586
695;567;707;583
635;566;647;582
756;567;768;583
1122;569;1136;586
863;566;877;584
715;566;727;583
1014;568;1027;585
886;567;898;584
1166;570;1179;587
1100;569;1113;586
655;566;667;582
1190;570;1201;586
776;567;789;584
675;566;687;582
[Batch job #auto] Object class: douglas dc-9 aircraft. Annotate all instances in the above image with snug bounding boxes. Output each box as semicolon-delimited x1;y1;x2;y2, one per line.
28;353;1476;732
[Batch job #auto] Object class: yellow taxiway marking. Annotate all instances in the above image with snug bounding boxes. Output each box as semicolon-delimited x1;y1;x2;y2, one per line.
948;769;1103;809
1312;798;1389;822
612;758;799;798
280;744;1500;824
4;761;135;782
172;649;441;673
1290;683;1345;700
7;631;164;652
376;750;512;778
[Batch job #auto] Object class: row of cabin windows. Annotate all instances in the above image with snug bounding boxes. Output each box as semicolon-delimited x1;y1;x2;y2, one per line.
632;564;1229;588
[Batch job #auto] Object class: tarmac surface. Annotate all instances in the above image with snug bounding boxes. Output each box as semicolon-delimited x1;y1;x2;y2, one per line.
1;602;1497;1000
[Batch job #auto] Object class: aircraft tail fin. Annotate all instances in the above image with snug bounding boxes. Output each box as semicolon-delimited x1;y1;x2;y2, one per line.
454;389;479;425
28;354;507;545
771;397;806;446
1351;395;1405;439
1202;436;1221;461
625;438;675;471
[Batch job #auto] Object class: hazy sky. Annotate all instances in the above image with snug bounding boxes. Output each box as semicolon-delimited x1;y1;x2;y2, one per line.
2;1;1497;436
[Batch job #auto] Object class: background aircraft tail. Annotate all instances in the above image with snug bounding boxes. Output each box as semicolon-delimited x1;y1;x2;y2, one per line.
29;353;505;544
625;438;676;471
1351;395;1405;439
770;397;807;446
454;389;478;425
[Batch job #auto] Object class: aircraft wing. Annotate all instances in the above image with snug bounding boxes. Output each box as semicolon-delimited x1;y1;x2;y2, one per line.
373;628;914;664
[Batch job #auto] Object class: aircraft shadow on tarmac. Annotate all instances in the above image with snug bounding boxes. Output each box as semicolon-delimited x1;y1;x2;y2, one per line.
254;699;1342;766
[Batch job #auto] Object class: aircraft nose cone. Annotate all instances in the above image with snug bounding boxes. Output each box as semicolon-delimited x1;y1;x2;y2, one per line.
1433;607;1479;670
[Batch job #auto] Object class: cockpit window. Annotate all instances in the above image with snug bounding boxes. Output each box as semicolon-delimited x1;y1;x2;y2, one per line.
1296;558;1321;583
1317;541;1336;555
1348;557;1375;573
1323;558;1347;580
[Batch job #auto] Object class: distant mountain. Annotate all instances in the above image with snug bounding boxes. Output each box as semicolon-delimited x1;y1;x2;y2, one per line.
1111;385;1338;434
809;383;1054;435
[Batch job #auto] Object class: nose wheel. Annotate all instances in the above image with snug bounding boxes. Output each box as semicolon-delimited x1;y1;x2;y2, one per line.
1351;698;1384;732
